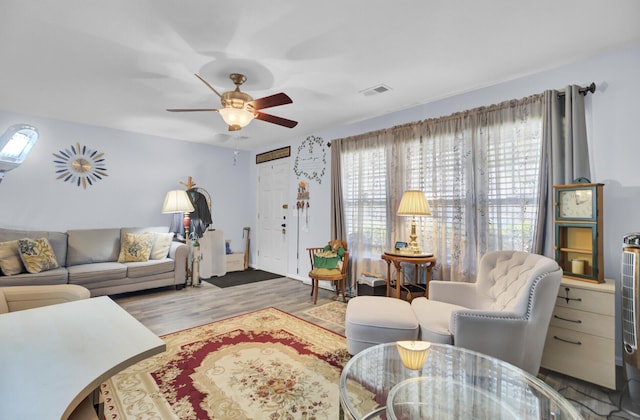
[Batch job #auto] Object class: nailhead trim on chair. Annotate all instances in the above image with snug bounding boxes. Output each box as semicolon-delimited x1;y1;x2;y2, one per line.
450;271;552;333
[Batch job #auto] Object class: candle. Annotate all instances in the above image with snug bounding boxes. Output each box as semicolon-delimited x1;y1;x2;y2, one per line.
571;259;585;275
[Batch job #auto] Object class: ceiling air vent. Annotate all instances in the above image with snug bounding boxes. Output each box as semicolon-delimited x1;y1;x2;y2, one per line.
360;84;392;97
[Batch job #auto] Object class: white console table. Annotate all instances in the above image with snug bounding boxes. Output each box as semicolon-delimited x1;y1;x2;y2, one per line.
0;296;165;419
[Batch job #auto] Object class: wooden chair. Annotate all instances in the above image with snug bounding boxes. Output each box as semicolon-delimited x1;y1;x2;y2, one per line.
307;247;349;304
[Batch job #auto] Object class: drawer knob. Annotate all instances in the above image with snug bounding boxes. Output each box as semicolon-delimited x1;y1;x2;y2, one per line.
553;335;582;346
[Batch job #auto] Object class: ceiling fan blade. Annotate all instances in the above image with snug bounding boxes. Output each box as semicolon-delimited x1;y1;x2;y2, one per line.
194;74;223;98
248;92;292;110
255;111;298;128
166;108;219;112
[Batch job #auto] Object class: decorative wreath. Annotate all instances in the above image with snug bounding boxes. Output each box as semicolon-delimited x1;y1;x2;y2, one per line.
293;135;326;184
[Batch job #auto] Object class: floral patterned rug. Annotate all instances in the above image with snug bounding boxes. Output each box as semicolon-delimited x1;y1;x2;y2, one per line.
303;301;347;329
102;308;355;419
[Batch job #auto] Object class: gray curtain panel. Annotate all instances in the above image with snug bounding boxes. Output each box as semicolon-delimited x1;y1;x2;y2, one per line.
534;85;591;256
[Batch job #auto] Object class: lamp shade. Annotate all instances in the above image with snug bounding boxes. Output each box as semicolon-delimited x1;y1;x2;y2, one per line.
397;190;431;216
161;190;194;214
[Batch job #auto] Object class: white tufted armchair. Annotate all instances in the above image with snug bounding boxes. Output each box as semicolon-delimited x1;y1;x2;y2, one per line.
411;250;562;375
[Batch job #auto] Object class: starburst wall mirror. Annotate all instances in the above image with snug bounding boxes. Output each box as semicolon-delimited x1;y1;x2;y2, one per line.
53;143;108;189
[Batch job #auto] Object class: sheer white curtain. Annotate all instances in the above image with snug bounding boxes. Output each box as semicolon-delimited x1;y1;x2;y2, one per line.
338;130;394;290
337;94;545;284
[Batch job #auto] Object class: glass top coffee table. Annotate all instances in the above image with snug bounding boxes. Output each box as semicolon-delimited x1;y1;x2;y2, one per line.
340;342;582;419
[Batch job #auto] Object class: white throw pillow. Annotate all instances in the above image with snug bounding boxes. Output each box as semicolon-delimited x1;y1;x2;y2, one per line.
149;232;174;260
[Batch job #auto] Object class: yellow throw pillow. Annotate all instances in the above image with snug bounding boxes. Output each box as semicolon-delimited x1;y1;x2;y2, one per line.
0;240;25;276
17;237;59;274
149;232;174;260
118;232;154;263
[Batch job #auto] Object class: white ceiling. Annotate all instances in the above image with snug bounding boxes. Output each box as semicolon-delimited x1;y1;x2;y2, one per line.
2;1;639;151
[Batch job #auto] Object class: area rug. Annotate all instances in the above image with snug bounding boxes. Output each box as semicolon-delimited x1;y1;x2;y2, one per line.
101;307;361;419
303;301;347;329
203;268;283;288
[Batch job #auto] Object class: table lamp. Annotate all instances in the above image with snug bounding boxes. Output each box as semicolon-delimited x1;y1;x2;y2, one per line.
162;190;195;240
397;190;430;254
396;340;431;370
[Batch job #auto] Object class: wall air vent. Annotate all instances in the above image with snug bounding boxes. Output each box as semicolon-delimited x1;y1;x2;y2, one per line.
360;84;392;97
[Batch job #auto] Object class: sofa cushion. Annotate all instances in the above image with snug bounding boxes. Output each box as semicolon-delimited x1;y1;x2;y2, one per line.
117;232;154;262
0;267;68;286
149;232;174;260
126;259;174;278
0;240;24;276
17;238;60;274
411;297;467;344
67;262;127;285
0;228;67;268
67;228;121;266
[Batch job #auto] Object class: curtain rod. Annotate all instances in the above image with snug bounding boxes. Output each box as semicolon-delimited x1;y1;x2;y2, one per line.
558;82;596;96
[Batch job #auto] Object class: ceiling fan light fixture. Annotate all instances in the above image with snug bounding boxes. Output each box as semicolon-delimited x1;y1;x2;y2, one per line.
218;107;255;129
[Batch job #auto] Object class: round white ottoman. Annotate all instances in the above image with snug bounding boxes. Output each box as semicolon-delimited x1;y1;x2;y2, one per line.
345;296;419;355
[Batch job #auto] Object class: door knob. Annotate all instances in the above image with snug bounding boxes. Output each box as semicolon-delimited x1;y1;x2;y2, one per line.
281;223;286;228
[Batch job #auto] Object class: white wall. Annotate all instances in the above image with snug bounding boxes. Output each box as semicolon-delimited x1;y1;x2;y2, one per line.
0;112;253;251
256;43;640;364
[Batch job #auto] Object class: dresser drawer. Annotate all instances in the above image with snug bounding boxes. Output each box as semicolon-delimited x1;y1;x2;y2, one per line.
550;306;614;340
541;326;615;389
554;285;614;316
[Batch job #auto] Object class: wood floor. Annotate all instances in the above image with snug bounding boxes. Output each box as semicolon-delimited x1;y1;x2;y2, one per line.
112;277;637;419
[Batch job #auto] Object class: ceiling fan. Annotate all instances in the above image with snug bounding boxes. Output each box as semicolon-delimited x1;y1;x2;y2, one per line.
167;73;298;131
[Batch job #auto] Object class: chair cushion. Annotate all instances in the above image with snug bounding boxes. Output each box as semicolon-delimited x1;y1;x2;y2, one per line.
411;297;467;344
310;267;341;276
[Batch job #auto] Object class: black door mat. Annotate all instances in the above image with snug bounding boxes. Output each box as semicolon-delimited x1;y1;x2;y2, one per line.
202;268;283;288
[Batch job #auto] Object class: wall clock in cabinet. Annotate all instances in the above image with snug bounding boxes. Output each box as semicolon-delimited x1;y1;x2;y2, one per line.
553;182;604;283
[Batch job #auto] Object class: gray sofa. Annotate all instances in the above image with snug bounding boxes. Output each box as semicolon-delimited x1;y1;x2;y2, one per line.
0;227;189;296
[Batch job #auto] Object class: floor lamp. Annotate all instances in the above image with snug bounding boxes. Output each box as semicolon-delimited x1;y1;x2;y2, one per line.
397;190;431;254
162;190;195;286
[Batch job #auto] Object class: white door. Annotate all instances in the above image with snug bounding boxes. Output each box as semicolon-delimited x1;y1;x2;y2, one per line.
257;160;289;275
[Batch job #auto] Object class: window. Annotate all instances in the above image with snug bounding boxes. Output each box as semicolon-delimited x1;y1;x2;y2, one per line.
341;98;543;281
342;144;388;260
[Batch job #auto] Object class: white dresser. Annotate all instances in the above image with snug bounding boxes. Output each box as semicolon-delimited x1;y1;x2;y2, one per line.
199;229;226;278
541;277;616;389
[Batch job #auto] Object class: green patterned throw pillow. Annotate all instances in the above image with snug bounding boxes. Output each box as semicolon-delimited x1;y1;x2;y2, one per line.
118;232;154;263
17;237;60;274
